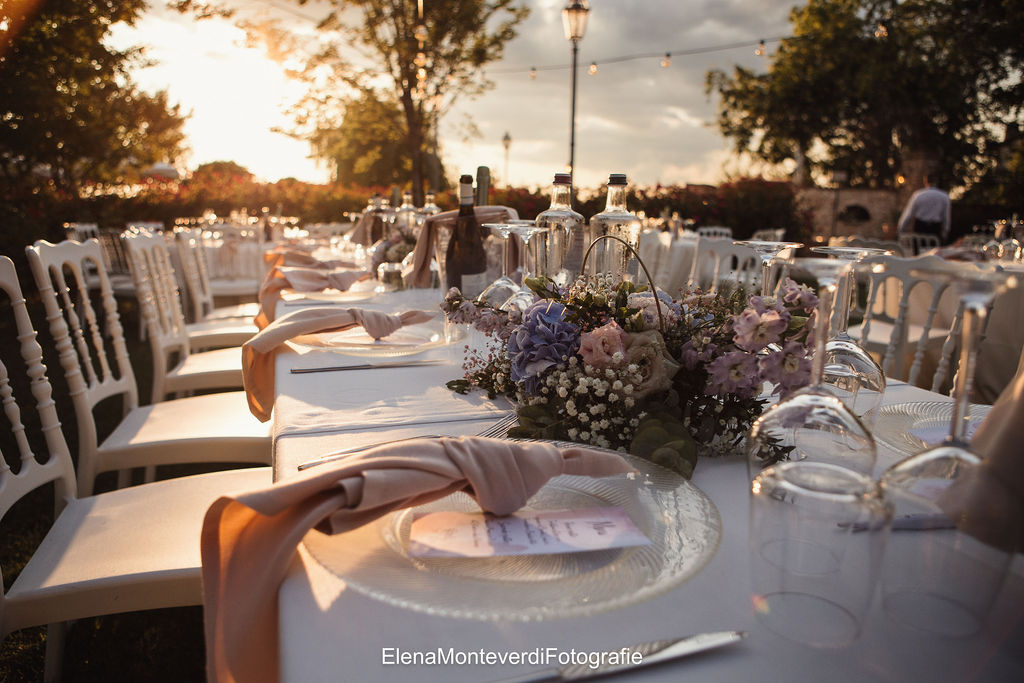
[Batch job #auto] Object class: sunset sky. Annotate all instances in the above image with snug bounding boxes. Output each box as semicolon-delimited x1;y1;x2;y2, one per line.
109;0;796;189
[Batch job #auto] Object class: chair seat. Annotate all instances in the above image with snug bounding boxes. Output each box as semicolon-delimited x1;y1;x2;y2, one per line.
3;467;272;634
164;346;244;395
204;302;261;321
209;278;260;298
850;319;951;351
98;391;271;473
186;319;257;352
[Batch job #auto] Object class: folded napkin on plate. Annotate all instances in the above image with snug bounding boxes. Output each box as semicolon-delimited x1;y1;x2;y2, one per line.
256;264;372;328
405;206;518;288
349;211;384;246
263;248;355;271
243;306;434;421
201;436;633;683
939;347;1024;550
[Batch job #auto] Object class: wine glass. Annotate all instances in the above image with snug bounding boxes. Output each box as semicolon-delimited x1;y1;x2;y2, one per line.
504;220;550;283
733;240;804;297
746;257;877;481
811;246;890;427
879;265;1019;636
478;222;522;307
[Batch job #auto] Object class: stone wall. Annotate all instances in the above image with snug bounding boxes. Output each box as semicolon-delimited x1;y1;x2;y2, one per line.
796;187;900;240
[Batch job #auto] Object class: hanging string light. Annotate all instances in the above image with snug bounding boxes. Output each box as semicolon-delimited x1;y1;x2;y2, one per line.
588;61;597;75
413;0;428;95
874;22;888;38
755;39;766;57
660;52;671;68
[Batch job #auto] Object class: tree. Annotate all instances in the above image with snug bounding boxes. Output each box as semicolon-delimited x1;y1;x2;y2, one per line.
706;0;1024;190
250;0;527;203
0;0;187;202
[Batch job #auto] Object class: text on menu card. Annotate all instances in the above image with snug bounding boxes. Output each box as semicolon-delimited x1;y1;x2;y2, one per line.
407;507;650;558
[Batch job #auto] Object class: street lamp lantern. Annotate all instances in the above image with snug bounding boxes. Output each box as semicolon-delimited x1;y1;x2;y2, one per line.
502;131;511;187
562;1;589;206
562;0;589;42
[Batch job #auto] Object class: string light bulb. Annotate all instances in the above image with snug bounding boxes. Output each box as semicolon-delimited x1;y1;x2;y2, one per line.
414;51;427;68
755;40;766;57
588;61;597;75
660;52;671;68
874;22;888;38
529;66;537;80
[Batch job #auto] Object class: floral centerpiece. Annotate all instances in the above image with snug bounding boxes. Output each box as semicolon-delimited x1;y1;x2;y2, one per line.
442;271;818;478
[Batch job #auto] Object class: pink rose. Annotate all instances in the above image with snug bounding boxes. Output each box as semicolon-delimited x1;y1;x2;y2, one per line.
578;321;628;368
624;330;680;398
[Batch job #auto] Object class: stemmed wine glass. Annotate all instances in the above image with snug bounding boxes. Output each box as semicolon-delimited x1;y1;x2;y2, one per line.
478;222;522;307
811;246;890;427
879;265;1019;636
733;240;804;297
746;257;877;481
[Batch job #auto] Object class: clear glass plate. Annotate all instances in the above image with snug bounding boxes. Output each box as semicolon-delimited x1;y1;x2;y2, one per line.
302;450;722;621
286;288;373;303
873;401;991;459
290;320;460;358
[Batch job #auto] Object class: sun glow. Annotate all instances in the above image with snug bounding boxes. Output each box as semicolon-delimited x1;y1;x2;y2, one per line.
108;11;329;183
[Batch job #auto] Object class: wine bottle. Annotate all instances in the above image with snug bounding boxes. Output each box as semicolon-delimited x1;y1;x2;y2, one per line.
445;174;489;298
535;172;585;285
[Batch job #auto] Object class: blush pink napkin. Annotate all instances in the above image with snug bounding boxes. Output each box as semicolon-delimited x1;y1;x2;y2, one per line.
256;264;372;329
263;248;355;270
201;436;633;683
349;212;384;246
406;206;518;288
242;307;435;421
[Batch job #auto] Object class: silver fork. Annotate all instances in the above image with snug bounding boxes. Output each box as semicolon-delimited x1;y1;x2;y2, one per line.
296;412;519;471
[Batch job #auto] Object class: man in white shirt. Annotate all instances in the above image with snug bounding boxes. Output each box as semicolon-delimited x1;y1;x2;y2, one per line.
897;173;952;243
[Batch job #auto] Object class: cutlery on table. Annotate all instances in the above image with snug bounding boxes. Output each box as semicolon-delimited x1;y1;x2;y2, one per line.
491;630;745;682
290;359;445;374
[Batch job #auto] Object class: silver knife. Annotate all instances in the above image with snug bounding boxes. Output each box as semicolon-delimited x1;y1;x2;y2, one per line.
492;630;745;682
290;359;444;374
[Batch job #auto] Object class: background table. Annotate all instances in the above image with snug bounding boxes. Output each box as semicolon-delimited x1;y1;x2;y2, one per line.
270;289;1024;682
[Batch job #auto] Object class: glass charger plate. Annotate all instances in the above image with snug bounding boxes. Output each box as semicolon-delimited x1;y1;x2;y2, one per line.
286;288;374;303
290;320;457;357
302;449;722;621
873;401;991;458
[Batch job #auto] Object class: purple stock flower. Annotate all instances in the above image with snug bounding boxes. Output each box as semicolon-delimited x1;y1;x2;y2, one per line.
507;300;580;394
706;350;761;398
760;341;812;394
732;308;789;352
780;277;818;312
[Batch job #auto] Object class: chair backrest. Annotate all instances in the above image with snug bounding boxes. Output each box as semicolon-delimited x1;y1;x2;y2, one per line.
697;226;733;239
688;238;759;293
25;240;139;476
174;227;216;322
856;253;989;386
120;229;192;401
62;223;99;242
0;255;79;616
898;232;941;256
751;228;786;242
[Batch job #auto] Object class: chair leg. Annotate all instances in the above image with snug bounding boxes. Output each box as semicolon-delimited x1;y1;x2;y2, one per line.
143;465;157;483
43;622;67;683
116;469;132;489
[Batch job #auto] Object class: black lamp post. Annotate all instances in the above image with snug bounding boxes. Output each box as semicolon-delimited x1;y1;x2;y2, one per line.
502;131;511;187
562;0;589;204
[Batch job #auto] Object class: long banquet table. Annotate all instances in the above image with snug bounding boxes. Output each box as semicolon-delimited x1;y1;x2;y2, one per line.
269;287;1024;682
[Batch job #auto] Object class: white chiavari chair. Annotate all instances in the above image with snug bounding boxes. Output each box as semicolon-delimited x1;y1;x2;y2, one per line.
174;227;261;322
687;238;759;293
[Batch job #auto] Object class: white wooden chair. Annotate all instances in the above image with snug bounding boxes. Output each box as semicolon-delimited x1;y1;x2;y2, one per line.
25;238;270;496
687;238;759;293
898;231;941;256
174;227;261;322
751;228;786;241
0;255;270;680
114;231;254;402
850;254;990;384
697;225;733;239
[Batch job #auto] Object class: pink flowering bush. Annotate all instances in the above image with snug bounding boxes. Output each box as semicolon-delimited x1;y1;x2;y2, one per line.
443;274;816;477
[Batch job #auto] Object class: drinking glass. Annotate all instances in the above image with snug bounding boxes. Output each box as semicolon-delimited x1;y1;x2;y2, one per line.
879;266;1019;637
478;222;522;307
504;220;550;282
746;257;877;481
750;461;892;647
811;246;889;426
734;240;804;297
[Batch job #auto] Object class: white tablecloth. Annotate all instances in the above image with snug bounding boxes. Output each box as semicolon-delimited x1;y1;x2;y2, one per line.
269;290;1024;682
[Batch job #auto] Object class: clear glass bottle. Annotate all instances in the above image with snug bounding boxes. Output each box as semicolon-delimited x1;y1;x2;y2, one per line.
420;190;442;216
393;190;418;237
445;174;489;298
535;172;585;286
587;173;642;281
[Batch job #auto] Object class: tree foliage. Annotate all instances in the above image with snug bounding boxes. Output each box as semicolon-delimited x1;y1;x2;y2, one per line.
706;0;1024;190
255;0;528;202
0;0;187;202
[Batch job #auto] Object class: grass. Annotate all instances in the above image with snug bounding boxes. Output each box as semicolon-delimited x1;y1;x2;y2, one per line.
1;286;213;681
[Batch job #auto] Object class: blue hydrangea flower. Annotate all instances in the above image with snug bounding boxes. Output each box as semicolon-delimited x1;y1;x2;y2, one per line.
507;300;580;394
